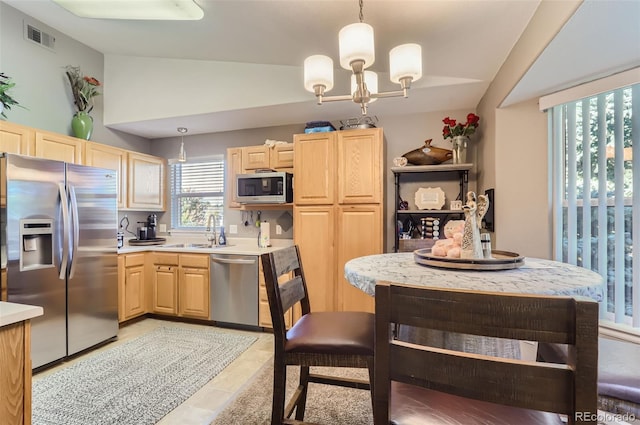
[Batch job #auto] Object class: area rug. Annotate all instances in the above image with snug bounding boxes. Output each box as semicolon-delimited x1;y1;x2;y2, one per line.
32;326;257;425
211;359;373;425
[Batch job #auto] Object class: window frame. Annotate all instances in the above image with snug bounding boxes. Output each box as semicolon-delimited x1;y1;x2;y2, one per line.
169;156;225;231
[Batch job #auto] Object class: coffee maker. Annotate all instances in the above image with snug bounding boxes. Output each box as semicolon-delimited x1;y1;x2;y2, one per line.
147;214;157;239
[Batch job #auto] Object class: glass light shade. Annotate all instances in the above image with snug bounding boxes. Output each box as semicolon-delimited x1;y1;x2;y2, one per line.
389;43;422;83
339;23;375;70
52;0;204;20
351;71;378;103
304;55;334;93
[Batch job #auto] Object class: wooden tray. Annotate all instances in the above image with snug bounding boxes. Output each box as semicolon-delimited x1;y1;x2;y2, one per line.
414;249;524;271
128;237;167;246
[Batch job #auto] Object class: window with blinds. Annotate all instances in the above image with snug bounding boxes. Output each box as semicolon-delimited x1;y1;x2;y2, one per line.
550;83;638;330
170;158;225;230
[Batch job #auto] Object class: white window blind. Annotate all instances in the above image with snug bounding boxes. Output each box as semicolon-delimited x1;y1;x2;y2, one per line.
170;158;225;230
550;83;639;330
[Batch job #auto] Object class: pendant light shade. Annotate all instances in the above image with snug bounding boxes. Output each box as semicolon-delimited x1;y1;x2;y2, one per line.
339;22;375;70
177;127;187;163
304;55;334;93
390;43;423;84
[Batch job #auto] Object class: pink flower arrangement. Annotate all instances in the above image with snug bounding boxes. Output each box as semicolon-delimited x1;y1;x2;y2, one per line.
442;113;480;139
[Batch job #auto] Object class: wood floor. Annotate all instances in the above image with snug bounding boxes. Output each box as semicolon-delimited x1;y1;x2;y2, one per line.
32;318;274;425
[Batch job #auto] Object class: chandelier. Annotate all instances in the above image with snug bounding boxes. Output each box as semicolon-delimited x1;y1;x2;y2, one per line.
303;0;422;115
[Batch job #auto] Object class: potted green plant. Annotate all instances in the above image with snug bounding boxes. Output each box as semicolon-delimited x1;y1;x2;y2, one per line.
0;72;23;119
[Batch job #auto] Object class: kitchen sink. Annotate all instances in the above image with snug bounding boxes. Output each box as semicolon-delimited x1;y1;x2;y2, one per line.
160;243;232;249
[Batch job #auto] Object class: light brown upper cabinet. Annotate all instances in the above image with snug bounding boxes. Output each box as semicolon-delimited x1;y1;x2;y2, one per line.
241;145;270;170
34;130;84;164
0;121;34;155
84;142;128;209
293;132;336;205
127;152;166;211
337;128;382;204
226;147;243;208
269;143;294;172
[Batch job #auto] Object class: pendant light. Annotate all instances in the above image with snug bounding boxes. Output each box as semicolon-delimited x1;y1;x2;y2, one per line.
177;127;187;163
303;0;422;115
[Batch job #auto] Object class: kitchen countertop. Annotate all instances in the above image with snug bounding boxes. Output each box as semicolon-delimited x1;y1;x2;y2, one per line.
118;237;293;256
0;301;44;327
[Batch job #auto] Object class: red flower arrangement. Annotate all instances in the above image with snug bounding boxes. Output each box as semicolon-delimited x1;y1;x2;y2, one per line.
442;113;480;139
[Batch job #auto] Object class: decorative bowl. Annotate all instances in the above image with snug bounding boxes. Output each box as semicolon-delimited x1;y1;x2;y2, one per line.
402;139;453;165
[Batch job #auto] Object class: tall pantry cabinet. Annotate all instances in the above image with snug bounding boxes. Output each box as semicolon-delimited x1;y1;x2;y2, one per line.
293;128;383;313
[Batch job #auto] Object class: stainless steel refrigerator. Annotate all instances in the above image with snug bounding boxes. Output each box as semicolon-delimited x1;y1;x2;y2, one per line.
2;153;118;369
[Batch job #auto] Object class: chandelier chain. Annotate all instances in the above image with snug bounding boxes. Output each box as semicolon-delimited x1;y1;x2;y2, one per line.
359;0;364;23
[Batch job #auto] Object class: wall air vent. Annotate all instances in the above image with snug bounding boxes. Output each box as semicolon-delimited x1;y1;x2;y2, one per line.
23;22;56;51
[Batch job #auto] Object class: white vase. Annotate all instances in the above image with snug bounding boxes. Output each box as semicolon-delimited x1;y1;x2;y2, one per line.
452;136;468;164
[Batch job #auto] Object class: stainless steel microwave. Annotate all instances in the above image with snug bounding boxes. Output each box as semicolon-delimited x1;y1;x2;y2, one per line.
236;172;293;204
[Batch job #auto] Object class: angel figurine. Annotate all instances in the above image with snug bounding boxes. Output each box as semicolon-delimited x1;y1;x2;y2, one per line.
461;191;490;259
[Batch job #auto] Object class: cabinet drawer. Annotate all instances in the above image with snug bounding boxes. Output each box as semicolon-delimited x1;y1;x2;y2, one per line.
124;253;146;267
180;254;209;269
153;253;179;265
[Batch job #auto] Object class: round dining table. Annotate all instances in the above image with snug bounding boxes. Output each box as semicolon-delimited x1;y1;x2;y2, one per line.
344;252;605;358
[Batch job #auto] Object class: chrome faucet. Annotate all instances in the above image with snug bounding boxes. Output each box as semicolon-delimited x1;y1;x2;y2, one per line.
205;213;218;247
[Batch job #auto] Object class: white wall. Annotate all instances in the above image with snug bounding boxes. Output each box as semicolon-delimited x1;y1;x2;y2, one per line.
477;0;582;258
0;3;150;152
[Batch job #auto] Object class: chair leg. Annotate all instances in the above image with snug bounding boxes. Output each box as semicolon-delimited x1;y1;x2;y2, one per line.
367;358;375;415
272;361;287;425
295;365;310;421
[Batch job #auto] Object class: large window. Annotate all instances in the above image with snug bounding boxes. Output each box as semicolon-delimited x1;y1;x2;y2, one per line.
170;158;225;230
550;82;639;330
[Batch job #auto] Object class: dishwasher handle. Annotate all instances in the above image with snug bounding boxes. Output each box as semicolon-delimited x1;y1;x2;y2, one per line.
210;255;257;265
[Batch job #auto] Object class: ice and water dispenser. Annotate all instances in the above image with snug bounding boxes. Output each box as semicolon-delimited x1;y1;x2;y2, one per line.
20;219;54;271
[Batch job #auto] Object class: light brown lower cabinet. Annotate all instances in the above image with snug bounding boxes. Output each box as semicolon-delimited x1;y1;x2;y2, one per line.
151;253;210;319
0;320;33;425
118;253;146;323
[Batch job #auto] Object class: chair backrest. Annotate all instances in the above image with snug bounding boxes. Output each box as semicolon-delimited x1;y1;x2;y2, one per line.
374;282;599;425
260;245;311;345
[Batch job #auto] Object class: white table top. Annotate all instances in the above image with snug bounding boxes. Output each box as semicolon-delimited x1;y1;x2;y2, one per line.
344;253;605;301
0;301;44;327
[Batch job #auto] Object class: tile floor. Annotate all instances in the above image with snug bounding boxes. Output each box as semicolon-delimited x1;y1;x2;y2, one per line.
32;318;274;425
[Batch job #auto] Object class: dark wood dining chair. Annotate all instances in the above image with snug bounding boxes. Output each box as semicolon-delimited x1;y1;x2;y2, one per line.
261;245;375;425
374;281;599;425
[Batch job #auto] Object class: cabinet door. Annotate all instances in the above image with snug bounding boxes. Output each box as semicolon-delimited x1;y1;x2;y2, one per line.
0;121;33;155
179;267;209;318
152;265;178;315
293;205;335;311
336;205;381;312
34;130;84;164
127;152;166;211
124;264;146;320
293;132;336;205
270;143;294;171
337;128;382;204
242;145;270;170
0;321;29;425
85;143;128;209
226;147;243;208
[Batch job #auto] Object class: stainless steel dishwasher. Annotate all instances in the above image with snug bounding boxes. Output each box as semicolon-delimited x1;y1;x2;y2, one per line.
210;253;259;327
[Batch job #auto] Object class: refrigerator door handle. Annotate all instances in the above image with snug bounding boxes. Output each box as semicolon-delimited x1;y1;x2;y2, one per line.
58;182;70;280
68;184;80;279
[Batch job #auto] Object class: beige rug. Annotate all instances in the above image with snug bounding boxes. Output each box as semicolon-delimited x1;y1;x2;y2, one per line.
211;359;373;425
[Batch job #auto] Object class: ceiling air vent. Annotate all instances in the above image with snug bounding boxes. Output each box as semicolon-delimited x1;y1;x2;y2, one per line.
24;22;56;51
